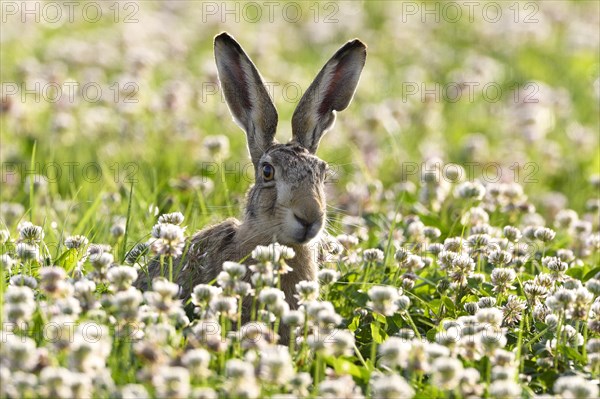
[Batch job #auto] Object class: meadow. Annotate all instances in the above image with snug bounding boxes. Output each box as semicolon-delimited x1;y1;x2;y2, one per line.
1;1;599;398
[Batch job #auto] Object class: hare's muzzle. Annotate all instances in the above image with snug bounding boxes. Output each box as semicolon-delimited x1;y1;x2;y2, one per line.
291;210;324;244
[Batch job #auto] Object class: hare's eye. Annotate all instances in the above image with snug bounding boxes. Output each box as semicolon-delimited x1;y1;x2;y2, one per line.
262;163;275;181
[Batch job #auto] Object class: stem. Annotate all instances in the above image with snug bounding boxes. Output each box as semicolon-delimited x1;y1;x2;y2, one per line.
516;310;526;376
313;352;323;391
236;298;243;355
362;261;372;291
582;321;589;364
168;256;173;282
353;343;369;369
219;314;227;373
370;319;379;368
403;312;421;339
289;328;296;356
554;313;563;371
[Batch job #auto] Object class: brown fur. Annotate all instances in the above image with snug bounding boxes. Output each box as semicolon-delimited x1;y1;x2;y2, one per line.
135;32;366;341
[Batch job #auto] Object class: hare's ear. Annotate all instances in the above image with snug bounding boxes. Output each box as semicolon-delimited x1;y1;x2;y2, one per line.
214;32;278;166
291;39;366;154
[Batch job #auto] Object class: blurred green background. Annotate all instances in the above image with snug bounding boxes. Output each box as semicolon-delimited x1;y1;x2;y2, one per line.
1;0;599;250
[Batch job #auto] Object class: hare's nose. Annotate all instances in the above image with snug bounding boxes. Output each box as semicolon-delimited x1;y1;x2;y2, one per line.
294;214;312;228
294;212;323;229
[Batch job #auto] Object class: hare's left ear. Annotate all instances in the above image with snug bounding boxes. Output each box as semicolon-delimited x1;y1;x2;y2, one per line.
291;39;366;154
214;32;278;167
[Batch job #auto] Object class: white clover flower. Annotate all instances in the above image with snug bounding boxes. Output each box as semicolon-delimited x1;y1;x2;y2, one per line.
3;287;36;325
15;243;39;261
190;387;217;399
546;287;575;313
259;287;286;306
64;235;89;250
488;379;522;399
158;212;185;225
534;227;556;242
304;301;335;322
406;220;425;238
252;243;295;263
153;366;191;399
553;375;599;399
502;226;522;242
316;308;342;333
394;247;412;263
222;261;246;280
224;360;259;399
459;367;483;397
319;374;363;398
368;285;401;316
113;287;144;321
490;267;516;293
444;237;464;252
9;370;39;398
110;218;126;238
337;234;359;248
477;297;497;308
554;209;579;228
258;346;294;385
210;296;237;320
378;337;411;368
0;333;39;372
461;206;489;226
0;254;17;274
120;384;149;399
191;284;222;306
69;322;111;373
151;223;186;257
89;251;114;270
478;330;507;355
39;266;71;298
181;348;211;379
395;295;411;312
18;224;44;243
488;250;512;267
371;373;414;399
328;330;355;357
282;310;305;327
290;372;312;397
0;229;10;243
431;357;464;390
405;255;425;272
107;265;138;292
203;135;230;157
476;307;504;330
363;248;384;262
295;280;320;304
38;367;75;399
318;268;340;285
455;181;486;200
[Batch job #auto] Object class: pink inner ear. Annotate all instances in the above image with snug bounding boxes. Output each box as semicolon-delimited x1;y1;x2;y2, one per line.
318;63;346;116
220;48;251;115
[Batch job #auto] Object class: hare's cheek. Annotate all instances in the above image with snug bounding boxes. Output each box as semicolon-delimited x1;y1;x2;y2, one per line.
274;181;294;206
258;187;279;214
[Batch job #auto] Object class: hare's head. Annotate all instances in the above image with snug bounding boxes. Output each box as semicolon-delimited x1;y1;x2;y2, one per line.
214;32;366;245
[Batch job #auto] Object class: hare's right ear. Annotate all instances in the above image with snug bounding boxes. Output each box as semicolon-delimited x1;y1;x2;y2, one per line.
214;32;278;167
291;39;366;154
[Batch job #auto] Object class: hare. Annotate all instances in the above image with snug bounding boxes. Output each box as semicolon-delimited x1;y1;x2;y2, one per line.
137;32;366;323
